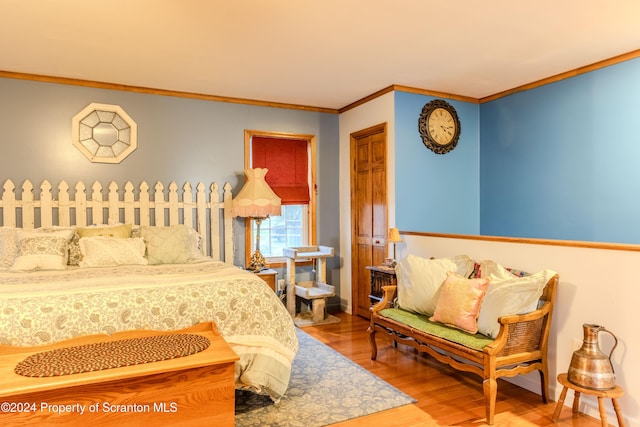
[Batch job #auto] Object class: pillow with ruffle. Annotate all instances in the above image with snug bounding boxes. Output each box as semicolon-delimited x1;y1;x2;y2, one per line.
429;273;490;334
70;224;133;266
79;236;147;267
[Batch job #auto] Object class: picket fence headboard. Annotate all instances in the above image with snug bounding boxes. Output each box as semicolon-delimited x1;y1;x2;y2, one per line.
0;179;234;263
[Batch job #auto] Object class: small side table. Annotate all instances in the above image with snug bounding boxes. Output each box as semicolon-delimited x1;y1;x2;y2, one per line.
365;265;397;305
254;268;277;292
552;373;625;427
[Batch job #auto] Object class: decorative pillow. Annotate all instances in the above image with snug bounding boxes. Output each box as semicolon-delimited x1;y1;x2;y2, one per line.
10;228;75;271
395;254;457;316
429;274;490;334
76;223;132;238
140;225;196;265
0;227;18;269
79;236;148;267
66;231;82;266
477;268;557;338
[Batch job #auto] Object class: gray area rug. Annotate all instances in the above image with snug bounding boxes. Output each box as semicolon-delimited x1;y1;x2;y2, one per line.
235;328;416;426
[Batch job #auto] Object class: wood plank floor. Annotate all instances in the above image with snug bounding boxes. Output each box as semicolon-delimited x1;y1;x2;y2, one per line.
302;312;605;426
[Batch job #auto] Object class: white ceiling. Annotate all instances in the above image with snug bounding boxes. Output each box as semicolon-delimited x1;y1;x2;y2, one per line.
2;0;640;110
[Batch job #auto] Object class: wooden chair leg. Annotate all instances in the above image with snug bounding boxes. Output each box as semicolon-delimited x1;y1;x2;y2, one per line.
483;378;497;425
366;325;378;360
538;366;549;403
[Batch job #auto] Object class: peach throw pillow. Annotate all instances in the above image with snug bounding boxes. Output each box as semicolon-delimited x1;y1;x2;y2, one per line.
429;274;490;334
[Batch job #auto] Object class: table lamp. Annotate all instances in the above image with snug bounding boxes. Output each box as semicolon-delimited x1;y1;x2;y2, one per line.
388;227;402;266
233;168;281;271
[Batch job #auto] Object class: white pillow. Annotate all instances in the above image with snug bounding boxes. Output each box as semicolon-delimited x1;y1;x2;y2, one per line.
79;236;148;267
395;254;457;316
440;254;475;278
0;227;18;269
10;228;75;271
477;269;557;338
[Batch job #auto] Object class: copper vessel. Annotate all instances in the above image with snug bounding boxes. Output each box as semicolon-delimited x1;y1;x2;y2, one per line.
567;323;618;390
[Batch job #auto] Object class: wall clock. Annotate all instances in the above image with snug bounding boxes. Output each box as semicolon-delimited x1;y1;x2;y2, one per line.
418;99;461;154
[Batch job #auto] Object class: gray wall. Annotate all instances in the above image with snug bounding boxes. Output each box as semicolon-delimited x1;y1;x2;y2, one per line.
0;77;341;306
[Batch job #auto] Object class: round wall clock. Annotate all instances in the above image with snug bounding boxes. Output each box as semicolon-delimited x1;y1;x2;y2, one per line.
418;99;461;154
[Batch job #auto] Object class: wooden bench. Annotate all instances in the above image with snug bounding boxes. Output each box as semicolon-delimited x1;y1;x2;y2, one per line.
0;322;238;426
368;274;558;425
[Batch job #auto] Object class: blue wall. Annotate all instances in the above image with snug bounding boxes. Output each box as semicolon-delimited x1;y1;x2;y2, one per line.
480;57;640;243
394;91;480;234
393;57;640;244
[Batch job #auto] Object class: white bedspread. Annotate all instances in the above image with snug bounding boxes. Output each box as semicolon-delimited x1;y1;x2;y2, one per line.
0;260;298;401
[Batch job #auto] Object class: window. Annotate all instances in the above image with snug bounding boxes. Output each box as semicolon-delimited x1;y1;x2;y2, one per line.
244;130;316;265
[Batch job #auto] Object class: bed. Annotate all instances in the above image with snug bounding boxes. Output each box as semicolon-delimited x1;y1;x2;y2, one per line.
0;179;298;404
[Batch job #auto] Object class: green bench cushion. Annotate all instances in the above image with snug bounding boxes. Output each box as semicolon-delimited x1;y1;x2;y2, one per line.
378;308;494;351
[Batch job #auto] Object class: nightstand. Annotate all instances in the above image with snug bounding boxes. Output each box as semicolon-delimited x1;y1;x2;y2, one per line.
365;265;397;305
254;268;277;292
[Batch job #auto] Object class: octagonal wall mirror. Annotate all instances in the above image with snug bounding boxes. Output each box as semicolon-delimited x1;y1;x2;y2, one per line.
72;103;137;163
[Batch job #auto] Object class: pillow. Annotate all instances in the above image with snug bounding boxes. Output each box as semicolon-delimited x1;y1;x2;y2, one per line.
66;231;82;266
0;227;18;269
76;223;132;238
79;236;148;267
429;274;490;334
139;225;196;265
476;259;529;279
477;268;557;338
395;254;457;316
185;227;206;260
440;254;475;278
10;228;75;271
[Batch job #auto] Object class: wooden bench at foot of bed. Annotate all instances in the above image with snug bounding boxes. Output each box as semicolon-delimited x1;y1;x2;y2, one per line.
0;322;239;427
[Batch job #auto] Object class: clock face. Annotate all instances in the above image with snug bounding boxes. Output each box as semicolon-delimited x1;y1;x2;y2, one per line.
418;99;461;154
428;108;456;145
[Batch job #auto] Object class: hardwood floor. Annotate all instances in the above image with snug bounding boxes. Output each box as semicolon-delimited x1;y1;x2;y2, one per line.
302;312;605;426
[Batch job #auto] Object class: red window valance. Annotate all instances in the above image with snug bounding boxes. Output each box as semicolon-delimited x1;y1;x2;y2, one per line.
251;137;310;205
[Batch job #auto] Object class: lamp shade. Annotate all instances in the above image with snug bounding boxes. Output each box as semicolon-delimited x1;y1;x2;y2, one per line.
388;227;402;243
233;168;282;218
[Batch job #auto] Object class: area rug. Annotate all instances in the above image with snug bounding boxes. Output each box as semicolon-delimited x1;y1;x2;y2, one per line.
235;328;416;426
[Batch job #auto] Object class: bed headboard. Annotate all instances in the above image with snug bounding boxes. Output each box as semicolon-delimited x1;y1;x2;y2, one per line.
0;179;234;263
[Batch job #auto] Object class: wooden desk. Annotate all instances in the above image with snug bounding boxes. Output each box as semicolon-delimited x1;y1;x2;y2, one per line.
0;322;238;426
552;373;625;427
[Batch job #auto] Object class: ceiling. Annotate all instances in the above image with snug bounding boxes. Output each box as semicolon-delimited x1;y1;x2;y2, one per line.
2;1;640;110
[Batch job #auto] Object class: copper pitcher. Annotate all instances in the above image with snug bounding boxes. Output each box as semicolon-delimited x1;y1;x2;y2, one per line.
567;323;618;390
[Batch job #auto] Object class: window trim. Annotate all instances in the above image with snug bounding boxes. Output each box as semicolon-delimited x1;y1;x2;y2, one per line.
243;129;316;268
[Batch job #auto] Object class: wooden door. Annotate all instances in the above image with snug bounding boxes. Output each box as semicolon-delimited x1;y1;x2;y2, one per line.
350;123;388;318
